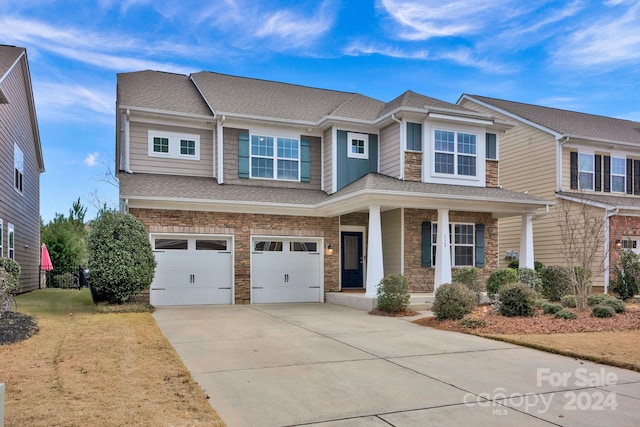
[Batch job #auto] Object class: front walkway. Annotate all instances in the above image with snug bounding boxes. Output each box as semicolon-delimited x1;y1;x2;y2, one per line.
153;304;640;427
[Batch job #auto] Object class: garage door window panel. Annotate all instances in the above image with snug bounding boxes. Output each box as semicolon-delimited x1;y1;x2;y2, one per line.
196;240;228;250
155;239;188;250
291;242;318;252
254;241;283;251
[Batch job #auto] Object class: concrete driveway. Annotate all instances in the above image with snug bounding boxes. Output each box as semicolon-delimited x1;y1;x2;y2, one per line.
153;304;640;427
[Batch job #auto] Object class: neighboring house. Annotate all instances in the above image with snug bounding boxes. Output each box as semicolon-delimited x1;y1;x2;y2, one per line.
0;45;45;293
116;71;550;306
459;95;640;292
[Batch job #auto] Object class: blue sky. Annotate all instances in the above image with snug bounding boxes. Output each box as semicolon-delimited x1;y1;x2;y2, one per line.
2;0;639;222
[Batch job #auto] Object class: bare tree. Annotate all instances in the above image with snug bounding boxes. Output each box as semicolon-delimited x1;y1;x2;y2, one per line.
557;194;607;310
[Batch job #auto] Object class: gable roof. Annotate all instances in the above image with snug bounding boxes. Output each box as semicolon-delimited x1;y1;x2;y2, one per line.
0;45;44;172
462;95;640;145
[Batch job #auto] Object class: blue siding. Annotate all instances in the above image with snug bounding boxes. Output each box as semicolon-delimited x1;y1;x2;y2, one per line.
336;130;378;190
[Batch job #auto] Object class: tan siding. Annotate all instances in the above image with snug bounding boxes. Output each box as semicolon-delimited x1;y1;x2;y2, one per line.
381;209;402;275
323;127;333;193
379;122;400;178
129;122;214;177
222;128;322;190
0;59;41;292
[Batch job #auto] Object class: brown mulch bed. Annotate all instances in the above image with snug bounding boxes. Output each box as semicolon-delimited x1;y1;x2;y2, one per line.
414;304;640;335
0;312;39;345
370;308;419;317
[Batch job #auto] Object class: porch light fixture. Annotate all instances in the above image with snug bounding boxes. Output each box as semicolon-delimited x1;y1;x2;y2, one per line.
326;243;334;256
615;239;622;249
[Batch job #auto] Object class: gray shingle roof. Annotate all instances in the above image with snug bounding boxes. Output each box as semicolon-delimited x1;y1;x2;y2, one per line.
380;90;470;118
117;71;213;117
468;95;640;144
0;45;24;83
558;191;640;209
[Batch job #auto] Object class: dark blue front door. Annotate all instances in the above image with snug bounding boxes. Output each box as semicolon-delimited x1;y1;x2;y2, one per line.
341;231;363;288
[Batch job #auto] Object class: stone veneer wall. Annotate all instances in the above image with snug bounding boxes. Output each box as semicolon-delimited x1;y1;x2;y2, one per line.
130;208;340;304
486;160;499;187
404;152;422;182
403;209;499;292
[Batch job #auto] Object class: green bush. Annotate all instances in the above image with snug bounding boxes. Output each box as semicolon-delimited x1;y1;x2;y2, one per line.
518;268;542;293
486;268;518;300
539;265;572;301
87;212;157;304
453;267;483;303
0;258;20;294
542;302;563;315
587;293;615;307
610;249;640;301
561;295;577;308
602;298;626;314
433;284;477;321
591;305;615;318
499;283;538;317
555;310;577;320
508;260;545;271
376;274;410;313
52;272;75;289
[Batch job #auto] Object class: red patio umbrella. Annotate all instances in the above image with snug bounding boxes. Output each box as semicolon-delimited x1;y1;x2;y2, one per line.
40;243;53;271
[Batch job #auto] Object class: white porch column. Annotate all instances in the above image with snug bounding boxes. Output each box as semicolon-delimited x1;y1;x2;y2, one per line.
434;209;452;290
365;206;384;298
519;214;534;269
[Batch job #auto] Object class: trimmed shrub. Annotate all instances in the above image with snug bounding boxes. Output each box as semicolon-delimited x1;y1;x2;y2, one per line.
508;260;545;271
602;298;626;314
0;258;20;294
376;274;410;313
561;295;577;308
539;265;572;301
486;268;518;300
499;283;537;317
433;284;477;321
542;302;563;315
592;305;615;318
518;268;542;293
587;293;615;307
610;249;640;301
555;310;577;320
87;212;157;304
453;267;483;303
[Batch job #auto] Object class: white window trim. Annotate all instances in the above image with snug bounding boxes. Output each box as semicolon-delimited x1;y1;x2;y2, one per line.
249;134;301;182
14;143;24;194
8;223;14;260
432;129;478;178
432;222;475;268
347;132;369;160
578;151;594;191
148;130;200;161
611;156;626;193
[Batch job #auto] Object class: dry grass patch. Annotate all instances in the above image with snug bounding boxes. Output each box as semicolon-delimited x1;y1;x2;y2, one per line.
0;289;225;427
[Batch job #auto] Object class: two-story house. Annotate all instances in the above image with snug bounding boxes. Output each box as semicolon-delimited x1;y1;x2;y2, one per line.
116;71;550;306
459;95;640;292
0;45;45;293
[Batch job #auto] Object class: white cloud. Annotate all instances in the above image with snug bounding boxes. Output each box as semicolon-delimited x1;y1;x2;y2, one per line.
555;2;640;68
377;0;504;40
85;152;100;167
34;81;113;123
255;3;335;49
343;41;429;59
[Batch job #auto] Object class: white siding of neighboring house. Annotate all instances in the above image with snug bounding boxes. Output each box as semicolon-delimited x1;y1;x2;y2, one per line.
381;208;402;275
128;121;214;177
379;122;401;178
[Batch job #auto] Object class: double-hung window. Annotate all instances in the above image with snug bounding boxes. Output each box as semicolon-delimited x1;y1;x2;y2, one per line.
578;153;594;190
250;135;299;180
434;130;477;177
611;157;626;193
431;223;475;267
8;223;14;259
14;144;24;193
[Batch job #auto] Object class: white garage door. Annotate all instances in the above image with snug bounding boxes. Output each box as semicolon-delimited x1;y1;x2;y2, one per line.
150;235;233;306
251;237;323;303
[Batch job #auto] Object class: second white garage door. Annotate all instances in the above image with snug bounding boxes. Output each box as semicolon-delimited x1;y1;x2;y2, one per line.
251;237;323;303
150;235;233;306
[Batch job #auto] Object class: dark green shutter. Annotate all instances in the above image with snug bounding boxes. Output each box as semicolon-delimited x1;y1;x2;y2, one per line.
300;138;311;182
570;152;578;189
475;224;485;268
604;156;611;192
238;132;250;178
627;158;633;194
595;155;602;191
421;221;432;267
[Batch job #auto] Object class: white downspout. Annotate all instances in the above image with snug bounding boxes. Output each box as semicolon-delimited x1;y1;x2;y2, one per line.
124;109;131;173
391;113;404;180
217;115;225;184
604;207;619;294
